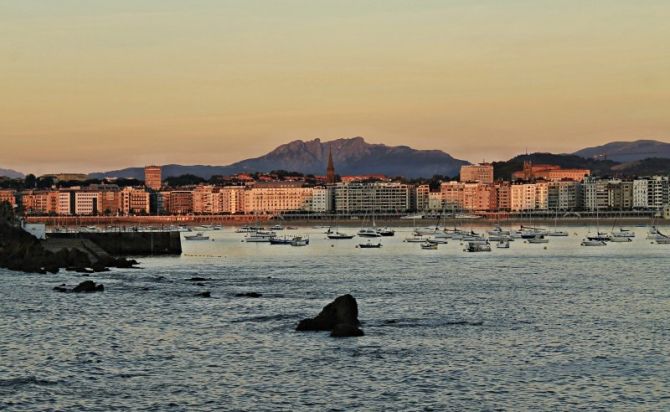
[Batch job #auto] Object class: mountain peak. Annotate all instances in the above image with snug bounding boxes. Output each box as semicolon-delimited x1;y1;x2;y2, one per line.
574;139;670;162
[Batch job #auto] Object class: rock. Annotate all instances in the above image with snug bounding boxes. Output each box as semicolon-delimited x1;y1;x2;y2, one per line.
72;280;104;293
235;292;262;298
196;291;211;298
296;294;363;337
331;323;365;337
187;277;209;281
53;286;69;293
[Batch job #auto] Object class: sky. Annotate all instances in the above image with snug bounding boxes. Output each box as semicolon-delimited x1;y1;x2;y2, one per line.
1;0;669;175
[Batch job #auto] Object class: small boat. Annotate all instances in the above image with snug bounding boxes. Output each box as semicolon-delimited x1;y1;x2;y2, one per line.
414;227;441;236
488;226;510;236
587;232;611;242
377;227;395;237
270;224;284;231
244;231;276;242
421;241;438;250
608;237;632;243
405;235;429;243
185;233;209;241
328;231;355;240
464;241;491;252
358;241;382;249
269;236;293;245
654;238;670;245
581;239;606;246
236;225;262;233
546;230;569;237
527;235;549;244
612;228;635;238
358;228;382;238
497;239;510;248
290;236;309;247
427;237;448;244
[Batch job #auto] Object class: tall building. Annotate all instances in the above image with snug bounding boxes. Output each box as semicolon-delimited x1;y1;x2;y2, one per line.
144;165;162;191
326;146;336;184
460;164;494;184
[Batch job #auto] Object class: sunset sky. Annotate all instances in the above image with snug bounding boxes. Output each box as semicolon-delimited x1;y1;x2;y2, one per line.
1;0;669;175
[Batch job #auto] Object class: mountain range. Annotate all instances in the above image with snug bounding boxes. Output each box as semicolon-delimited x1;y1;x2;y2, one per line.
0;168;24;179
572;139;670;162
89;137;470;180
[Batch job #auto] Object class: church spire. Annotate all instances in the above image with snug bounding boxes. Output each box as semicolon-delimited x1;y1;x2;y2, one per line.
326;145;336;184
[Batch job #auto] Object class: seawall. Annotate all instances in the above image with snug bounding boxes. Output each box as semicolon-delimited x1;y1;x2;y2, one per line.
48;231;182;256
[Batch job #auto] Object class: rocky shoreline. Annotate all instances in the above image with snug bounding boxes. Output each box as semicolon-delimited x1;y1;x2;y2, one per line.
0;222;138;274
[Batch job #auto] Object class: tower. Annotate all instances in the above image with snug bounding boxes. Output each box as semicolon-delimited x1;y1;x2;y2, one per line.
326;145;336;184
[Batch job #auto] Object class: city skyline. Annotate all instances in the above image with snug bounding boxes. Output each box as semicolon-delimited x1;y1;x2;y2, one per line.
2;1;669;174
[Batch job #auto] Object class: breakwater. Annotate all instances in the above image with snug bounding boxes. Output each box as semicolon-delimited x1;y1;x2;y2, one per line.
47;231;182;256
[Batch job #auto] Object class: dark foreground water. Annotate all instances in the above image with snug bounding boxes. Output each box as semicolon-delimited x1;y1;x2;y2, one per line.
1;227;669;411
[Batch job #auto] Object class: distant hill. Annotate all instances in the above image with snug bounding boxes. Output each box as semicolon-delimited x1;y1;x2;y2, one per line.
493;152;670;180
573;139;670;162
0;168;24;179
90;137;469;180
492;153;617;180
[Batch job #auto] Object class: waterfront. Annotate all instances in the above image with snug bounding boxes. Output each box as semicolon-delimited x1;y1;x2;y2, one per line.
1;227;669;410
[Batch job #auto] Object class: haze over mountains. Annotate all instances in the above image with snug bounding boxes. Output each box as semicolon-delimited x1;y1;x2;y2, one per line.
572;140;670;162
3;138;670;180
89;137;469;180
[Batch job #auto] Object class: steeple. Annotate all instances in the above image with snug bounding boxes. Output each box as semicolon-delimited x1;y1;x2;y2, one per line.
326;145;336;184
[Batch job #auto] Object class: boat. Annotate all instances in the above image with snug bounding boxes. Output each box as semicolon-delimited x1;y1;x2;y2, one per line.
455;213;482;219
427;237;448;244
527;235;549;244
270;224;284;231
400;213;424;220
497;239;510;248
609;236;632;243
290;236;309;246
236;225;262;233
654;238;670;245
185;233;210;241
269;236;293;245
581;239;606;246
328;231;355;240
414;227;441;236
488;226;510;236
358;241;382;249
464;241;491;252
377;227;395;237
612;228;635;238
405;235;429;243
546;230;569;237
358;228;381;238
587;232;611;242
420;241;438;250
244;231;276;242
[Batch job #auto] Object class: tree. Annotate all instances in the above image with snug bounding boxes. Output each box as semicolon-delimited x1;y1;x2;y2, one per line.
24;174;36;189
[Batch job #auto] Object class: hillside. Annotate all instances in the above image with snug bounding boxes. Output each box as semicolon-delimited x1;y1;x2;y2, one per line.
573;139;670;162
90;137;469;180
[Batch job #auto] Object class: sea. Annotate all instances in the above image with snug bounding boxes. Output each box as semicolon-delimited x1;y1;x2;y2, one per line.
1;226;669;411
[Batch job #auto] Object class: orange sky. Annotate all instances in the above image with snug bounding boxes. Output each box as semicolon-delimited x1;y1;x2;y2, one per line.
1;1;669;174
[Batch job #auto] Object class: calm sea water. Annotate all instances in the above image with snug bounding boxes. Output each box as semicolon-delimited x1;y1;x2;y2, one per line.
1;226;669;411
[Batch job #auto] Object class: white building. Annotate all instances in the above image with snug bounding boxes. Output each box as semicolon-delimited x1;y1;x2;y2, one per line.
334;182;411;213
74;191;102;215
633;179;649;209
306;186;331;213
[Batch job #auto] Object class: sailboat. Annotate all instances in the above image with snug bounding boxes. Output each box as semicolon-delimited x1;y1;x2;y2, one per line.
585;206;610;243
546;208;568;236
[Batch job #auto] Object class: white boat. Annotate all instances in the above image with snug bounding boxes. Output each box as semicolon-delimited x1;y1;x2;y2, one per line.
581;239;606;246
328;231;355;240
236;225;262;233
414;227;441;236
488;226;510;236
377;227;395;237
420;241;438;250
427;237;448;244
497;239;510;248
609;237;632;243
612;228;635;238
464;241;491;252
244;231;276;242
185;233;209;241
455;213;482;219
358;228;382;238
290;236;309;246
654;238;670;245
270;224;284;231
405;234;429;243
546;230;569;237
527;235;549;244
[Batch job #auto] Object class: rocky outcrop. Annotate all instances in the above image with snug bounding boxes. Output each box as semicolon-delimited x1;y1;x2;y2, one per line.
296;294;364;337
0;221;138;274
53;280;104;293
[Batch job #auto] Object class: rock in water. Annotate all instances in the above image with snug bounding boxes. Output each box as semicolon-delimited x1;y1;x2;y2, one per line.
196;291;211;298
72;280;104;293
331;323;365;337
235;292;262;298
296;294;364;337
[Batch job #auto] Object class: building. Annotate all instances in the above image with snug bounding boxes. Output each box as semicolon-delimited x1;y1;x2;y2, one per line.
440;182;497;212
334;182;411;214
495;182;511;211
0;190;17;208
245;182;314;214
460;164;494;184
74;191;102;215
121;187;150;215
168;191;194;215
633;179;649;209
647;176;669;210
144;166;162;191
219;186;246;214
20;191;59;215
326;146;336;184
607;180;634;210
512;161;590;182
510;183;538;211
192;185;215;214
57;191;74;215
306;186;332;213
582;177;609;211
415;185;430;211
548;181;581;211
